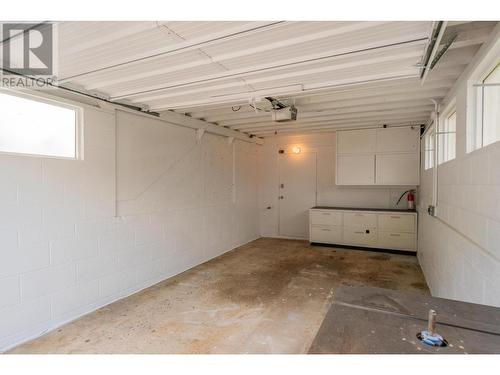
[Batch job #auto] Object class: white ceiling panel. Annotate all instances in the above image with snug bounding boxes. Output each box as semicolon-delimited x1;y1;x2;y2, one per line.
50;21;498;138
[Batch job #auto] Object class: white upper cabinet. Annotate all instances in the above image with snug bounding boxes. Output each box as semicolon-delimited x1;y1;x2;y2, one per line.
337;129;377;154
337;155;375;185
375;153;420;185
376;127;419;153
336;127;420;186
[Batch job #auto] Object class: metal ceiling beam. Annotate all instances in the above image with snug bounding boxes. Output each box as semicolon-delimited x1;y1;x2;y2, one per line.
202;91;448;123
231;108;432;131
151;71;423;111
57;21;285;83
109;37;427;99
421;21;448;85
142;64;419;108
182;77;455;116
251;117;428;135
83;21;389;91
220;102;433;127
158;110;263;145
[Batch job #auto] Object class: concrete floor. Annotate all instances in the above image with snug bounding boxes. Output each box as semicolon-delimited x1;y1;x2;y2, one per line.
9;238;429;354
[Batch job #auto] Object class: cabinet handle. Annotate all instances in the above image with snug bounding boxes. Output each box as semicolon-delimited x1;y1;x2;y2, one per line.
322;213;331;216
390;233;401;237
321;229;331;232
390;216;401;219
354;231;364;234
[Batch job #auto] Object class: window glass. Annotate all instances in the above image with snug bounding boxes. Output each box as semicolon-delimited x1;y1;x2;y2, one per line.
0;92;77;158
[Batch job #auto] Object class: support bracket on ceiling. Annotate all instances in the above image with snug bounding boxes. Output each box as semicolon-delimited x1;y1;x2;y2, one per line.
196;128;206;143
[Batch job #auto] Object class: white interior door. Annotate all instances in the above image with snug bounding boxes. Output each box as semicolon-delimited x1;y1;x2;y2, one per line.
279;152;317;238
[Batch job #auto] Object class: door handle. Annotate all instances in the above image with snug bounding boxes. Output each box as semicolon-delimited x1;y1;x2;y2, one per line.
279;196;284;200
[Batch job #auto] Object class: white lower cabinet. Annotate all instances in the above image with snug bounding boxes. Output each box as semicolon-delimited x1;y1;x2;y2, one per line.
310;208;417;252
310;225;342;244
343;227;377;246
378;232;416;251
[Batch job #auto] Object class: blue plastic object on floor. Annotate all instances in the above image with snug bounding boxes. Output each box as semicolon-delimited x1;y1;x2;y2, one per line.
419;330;445;346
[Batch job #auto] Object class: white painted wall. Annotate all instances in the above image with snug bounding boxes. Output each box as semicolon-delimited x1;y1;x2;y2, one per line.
417;26;500;307
0;106;260;351
259;133;416;237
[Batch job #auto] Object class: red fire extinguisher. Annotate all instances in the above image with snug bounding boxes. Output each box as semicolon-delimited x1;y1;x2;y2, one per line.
407;190;415;210
397;189;416;210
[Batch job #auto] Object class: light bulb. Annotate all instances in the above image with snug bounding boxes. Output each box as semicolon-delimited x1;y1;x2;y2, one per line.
292;146;301;154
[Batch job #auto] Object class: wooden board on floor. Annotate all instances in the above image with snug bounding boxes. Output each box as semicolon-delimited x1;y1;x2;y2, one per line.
308;285;500;354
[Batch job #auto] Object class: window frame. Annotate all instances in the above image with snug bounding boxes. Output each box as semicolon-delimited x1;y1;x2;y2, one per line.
0;89;83;160
466;36;500;153
437;102;457;165
423;122;436;170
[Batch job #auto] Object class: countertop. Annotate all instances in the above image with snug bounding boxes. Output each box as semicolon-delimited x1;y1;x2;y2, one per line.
311;206;417;213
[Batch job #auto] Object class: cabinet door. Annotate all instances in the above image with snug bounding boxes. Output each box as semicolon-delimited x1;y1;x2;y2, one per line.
378;214;415;233
310;225;342;244
343;212;377;228
310;210;343;226
337;129;376;154
337;155;375;185
378;232;416;251
375;153;419;185
376;127;419;153
343;227;377;246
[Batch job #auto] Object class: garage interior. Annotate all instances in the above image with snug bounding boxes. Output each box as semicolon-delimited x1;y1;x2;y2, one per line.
1;20;500;354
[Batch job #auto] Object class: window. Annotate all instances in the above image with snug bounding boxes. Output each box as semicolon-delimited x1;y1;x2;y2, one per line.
0;91;78;158
469;62;500;152
482;63;500;147
437;108;456;164
424;123;435;170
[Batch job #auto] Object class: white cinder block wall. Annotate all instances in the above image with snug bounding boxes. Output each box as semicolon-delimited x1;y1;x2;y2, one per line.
0;105;260;351
259;133;416;237
418;26;500;307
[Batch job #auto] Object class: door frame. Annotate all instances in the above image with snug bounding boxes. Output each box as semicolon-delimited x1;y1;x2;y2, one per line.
277;148;318;239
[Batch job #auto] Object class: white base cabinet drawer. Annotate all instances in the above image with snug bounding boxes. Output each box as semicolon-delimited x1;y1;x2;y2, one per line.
342;227;377;246
310;225;342;244
378;214;415;233
309;209;417;252
343;212;377;228
378;232;416;251
310;210;342;226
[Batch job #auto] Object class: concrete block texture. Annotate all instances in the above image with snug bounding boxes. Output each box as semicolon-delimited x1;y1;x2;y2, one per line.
0;107;260;351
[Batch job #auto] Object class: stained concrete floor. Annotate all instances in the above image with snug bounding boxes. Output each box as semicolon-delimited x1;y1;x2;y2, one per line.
9;238;429;354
